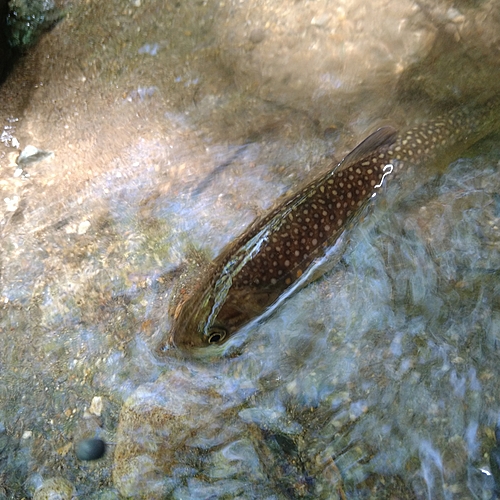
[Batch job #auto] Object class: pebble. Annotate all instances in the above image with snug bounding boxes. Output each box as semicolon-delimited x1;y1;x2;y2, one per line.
16;145;52;166
33;477;76;500
89;396;103;416
77;220;91;235
311;13;331;27
249;28;266;44
75;438;106;461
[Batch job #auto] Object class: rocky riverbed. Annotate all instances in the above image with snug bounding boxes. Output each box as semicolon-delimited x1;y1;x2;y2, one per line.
1;0;500;498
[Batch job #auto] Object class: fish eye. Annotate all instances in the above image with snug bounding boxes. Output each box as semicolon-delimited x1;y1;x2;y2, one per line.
207;326;227;344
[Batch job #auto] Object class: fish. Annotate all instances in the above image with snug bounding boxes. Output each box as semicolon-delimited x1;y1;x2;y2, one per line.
161;95;500;354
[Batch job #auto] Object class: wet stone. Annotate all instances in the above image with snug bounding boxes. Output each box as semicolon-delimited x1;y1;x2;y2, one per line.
112;360;326;498
16;144;52;166
0;0;499;497
75;438;106;461
248;28;266;44
113;366;244;498
32;477;76;500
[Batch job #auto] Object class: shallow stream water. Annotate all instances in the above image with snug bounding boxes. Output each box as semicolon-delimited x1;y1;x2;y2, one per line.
1;0;500;498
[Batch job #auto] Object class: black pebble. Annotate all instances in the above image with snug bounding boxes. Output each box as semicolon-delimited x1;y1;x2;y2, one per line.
75;438;106;461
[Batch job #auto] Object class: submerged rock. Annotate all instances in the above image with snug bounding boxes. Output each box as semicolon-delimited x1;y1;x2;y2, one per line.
114;152;500;499
16;144;53;166
32;477;75;500
1;0;500;498
113;365;245;498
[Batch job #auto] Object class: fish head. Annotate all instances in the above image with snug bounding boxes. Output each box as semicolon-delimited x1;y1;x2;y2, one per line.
168;288;217;350
170;284;268;351
168;288;233;351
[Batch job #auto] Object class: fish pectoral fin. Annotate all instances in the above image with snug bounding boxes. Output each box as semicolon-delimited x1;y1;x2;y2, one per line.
338;125;398;171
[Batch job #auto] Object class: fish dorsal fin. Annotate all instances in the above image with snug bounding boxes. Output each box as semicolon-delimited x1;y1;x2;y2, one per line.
338;126;398;170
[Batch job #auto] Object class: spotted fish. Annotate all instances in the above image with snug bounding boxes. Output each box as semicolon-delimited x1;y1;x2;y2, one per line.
163;95;500;353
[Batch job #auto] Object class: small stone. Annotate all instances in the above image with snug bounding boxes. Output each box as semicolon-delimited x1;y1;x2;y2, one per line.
249;28;266;44
16;145;53;166
33;477;75;500
89;396;103;416
77;220;91;235
311;14;331;27
75;438;106;460
4;196;20;212
446;7;465;23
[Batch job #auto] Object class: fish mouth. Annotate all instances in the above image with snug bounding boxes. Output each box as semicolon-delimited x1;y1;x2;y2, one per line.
187;340;244;359
170;330;208;350
174;326;248;358
156;329;204;357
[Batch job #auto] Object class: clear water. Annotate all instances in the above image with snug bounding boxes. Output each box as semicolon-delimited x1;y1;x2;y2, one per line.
0;0;500;498
113;149;500;499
